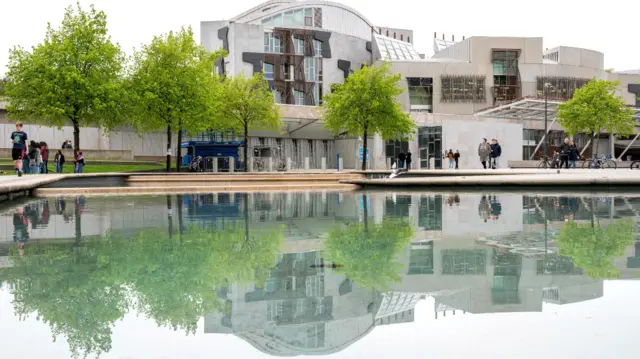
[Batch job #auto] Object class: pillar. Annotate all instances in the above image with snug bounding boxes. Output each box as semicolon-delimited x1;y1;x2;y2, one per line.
338;158;344;171
304;157;310;170
386;157;391;169
267;157;274;172
211;158;218;172
286;157;292;171
321;157;327;170
228;157;235;172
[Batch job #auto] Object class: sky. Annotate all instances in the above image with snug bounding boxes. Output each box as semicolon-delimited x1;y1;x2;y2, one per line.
0;0;638;76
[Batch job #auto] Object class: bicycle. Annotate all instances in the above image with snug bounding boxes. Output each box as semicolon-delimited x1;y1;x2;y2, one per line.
537;156;560;169
582;155;617;169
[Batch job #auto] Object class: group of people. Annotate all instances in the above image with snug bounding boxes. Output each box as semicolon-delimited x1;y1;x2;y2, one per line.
477;138;502;169
396;150;413;169
554;138;581;168
446;150;461;169
10;122;86;176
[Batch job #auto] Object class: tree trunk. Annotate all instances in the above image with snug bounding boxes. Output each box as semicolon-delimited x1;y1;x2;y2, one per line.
362;193;369;232
166;125;172;172
176;124;182;173
72;121;80;159
167;195;173;238
243;193;250;242
177;194;184;245
244;122;249;172
361;127;368;171
592;132;600;158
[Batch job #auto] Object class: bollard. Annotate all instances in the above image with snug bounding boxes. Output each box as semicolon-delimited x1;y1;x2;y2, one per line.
247;157;253;172
267;157;274;172
338;158;344;171
286;157;292;171
336;153;340;171
321;157;327;170
229;157;235;172
304;157;310;170
386;157;391;169
212;158;218;173
415;158;420;170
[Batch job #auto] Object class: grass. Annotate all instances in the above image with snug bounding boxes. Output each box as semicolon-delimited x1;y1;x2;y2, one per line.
1;163;164;175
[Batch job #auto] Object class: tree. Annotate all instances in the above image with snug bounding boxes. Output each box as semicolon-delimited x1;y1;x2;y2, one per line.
322;61;416;171
215;72;282;171
556;219;635;279
556;79;635;157
128;27;225;172
4;3;126;156
0;77;7;97
324;217;414;290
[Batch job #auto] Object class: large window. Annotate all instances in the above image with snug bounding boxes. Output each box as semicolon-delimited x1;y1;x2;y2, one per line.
407;77;433;110
408;245;434;275
441;250;487;275
294;89;305;105
264;33;282;53
440;75;485;103
273;88;281;103
313;39;322;56
293;36;304;54
536;76;589;100
492;49;520;103
262;8;316;27
263;62;275;80
305;57;320;82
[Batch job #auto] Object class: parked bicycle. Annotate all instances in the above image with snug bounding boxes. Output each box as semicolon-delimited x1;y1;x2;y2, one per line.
631;160;640;170
582;155;617;169
537;156;559;169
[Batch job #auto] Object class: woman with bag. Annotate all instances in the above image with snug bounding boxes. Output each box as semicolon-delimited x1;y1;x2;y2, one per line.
54;150;65;173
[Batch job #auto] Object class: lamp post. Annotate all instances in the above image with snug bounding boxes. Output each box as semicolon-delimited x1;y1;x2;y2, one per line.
543;83;552;160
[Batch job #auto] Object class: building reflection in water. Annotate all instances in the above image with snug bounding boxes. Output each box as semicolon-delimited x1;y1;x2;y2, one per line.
1;191;640;356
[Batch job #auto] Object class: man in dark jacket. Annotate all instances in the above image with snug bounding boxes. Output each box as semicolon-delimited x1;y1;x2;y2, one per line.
558;138;570;169
490;139;502;169
398;151;406;169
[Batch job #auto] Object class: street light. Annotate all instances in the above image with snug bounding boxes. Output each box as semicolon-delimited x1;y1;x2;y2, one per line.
543;82;552;161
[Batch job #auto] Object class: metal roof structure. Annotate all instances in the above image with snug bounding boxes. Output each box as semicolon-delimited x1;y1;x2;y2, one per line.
433;38;457;53
474;97;640;122
374;33;421;61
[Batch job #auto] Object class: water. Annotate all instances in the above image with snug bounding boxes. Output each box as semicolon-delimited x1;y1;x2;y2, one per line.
1;191;639;359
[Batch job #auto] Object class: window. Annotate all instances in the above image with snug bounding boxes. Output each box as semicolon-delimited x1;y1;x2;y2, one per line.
440;75;485;103
536;76;590;100
441;250;487;275
394;32;396;39
304;8;313;26
313;39;322;57
305;57;317;81
294;89;305;105
273;88;281;103
312;83;320;105
386;30;389;37
293;36;304;54
408;36;411;43
293;9;303;25
407;77;433;110
263;62;275;80
264;33;281;53
283;10;293;26
400;34;403;41
282;63;293;81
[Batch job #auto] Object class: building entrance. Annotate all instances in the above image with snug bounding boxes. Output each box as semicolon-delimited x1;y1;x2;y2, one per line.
419;126;442;169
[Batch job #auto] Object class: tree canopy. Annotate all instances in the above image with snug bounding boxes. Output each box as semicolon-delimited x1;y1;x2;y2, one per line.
4;3;126;155
324;217;414;290
214;72;282;171
322;61;416;170
556;79;636;157
2;225;283;358
128;27;225;171
556;219;635;279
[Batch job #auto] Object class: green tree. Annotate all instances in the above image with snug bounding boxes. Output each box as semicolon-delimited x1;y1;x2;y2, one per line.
215;72;282;171
556;79;635;157
4;3;126;156
0;77;7;97
556;219;635;279
324;216;414;289
322;61;416;171
128;27;225;172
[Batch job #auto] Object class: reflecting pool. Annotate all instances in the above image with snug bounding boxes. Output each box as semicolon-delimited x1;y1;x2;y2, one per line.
1;191;639;358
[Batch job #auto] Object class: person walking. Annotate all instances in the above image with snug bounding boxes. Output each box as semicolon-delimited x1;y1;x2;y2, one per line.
10;122;28;177
454;150;460;169
40;142;49;174
558;138;570;169
478;138;491;169
27;141;41;174
447;149;455;168
75;152;85;173
568;140;580;169
490;139;502;169
406;150;412;170
398;151;406;169
54;150;66;173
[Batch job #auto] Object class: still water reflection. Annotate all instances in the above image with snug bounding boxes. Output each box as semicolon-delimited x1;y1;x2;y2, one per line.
1;191;639;358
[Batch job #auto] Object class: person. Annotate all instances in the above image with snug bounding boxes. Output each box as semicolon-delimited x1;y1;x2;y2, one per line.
10;122;28;177
568;140;580;169
406;150;412;170
398;151;406;169
54;150;66;173
454;150;460;169
40;141;49;174
558;138;570;169
490;139;502;169
13;209;29;256
490;195;502;220
447;149;455;168
478;138;491;169
478;195;491;223
75;152;85;173
63;140;73;149
551;151;560;168
27;141;41;174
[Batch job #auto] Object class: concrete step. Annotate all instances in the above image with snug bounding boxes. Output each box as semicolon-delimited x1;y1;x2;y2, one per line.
127;174;364;182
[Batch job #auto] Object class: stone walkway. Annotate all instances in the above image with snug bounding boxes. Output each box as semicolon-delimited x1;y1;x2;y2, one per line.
0;174;64;196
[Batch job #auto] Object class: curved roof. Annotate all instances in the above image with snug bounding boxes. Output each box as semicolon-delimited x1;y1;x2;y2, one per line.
231;0;373;27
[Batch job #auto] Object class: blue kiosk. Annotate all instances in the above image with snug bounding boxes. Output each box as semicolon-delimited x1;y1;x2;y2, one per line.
181;130;244;171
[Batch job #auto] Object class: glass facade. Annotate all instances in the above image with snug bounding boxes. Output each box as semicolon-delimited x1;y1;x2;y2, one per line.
442;250;487;275
374;33;421;60
264;33;282;53
440;75;485;103
262;8;317;27
536;76;590;100
418;126;442;169
263;63;275;80
491;49;520;103
407;77;433;111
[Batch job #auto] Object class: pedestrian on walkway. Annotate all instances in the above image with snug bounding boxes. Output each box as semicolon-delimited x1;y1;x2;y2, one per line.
27;141;41;174
454;150;460;169
398;151;406;169
10;122;28;177
478;138;491;169
75;152;85;173
490;139;502;169
569;140;580;169
406;150;412;170
54;150;66;173
558;138;570;169
447;149;455;168
40;142;49;174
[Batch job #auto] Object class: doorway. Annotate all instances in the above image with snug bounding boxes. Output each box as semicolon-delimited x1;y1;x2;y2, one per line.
419;126;442;169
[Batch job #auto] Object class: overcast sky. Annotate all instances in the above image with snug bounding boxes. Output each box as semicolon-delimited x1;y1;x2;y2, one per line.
1;0;638;76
